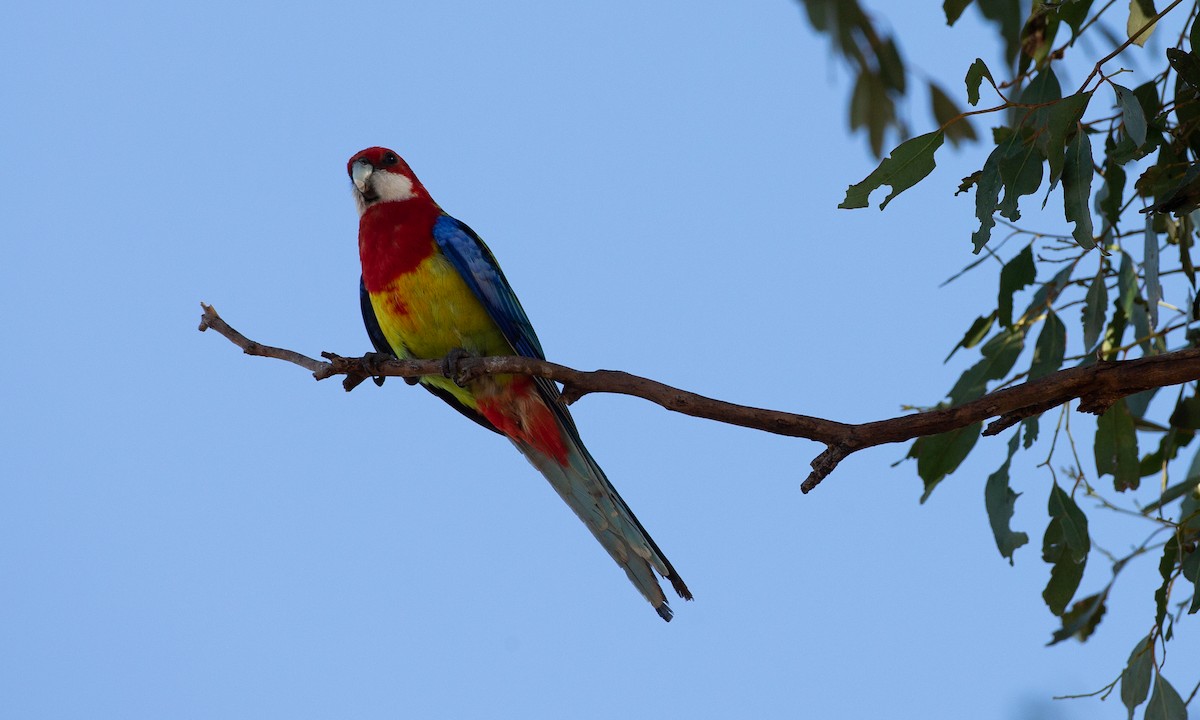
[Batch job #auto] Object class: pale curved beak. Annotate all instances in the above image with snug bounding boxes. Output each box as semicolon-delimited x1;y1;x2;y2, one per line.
351;159;374;193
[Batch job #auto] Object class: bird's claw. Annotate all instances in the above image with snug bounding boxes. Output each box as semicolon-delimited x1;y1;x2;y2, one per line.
364;351;395;387
442;347;473;387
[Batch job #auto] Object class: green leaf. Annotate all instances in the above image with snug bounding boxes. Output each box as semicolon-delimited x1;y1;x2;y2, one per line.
998;244;1036;327
847;71;898;158
1146;672;1187;720
1116;251;1137;317
956;171;981;195
1154;537;1179;629
1138;428;1193;478
985;433;1029;563
877;38;906;94
1046;483;1090;562
1181;543;1200;614
914;422;983;502
1169;393;1200;429
1145;216;1161;328
1181;486;1200;530
1141;475;1200;515
1020;265;1074;324
1063;129;1096;249
1048;591;1106;644
1045;92;1093;185
1113;83;1147;148
965;57;993;106
1023;416;1040;448
1101;297;1130;361
1058;0;1096;35
945;312;996;361
849;70;871;131
840;131;945;210
1042;483;1090;615
1132;298;1164;356
947;328;1026;405
1167;47;1200;91
978;0;1024;66
1030;310;1066;380
1020;65;1063;106
1180;211;1197;285
1098;140;1127;228
1044;549;1086;617
930;82;977;145
1176;77;1200;157
1126;0;1158;48
1082;265;1109;352
1133;80;1164;123
1019;10;1061;70
1120;635;1153;719
997;136;1045;222
1142;163;1200;215
944;0;974;25
972;147;1004;252
1095;399;1141;491
1127;387;1158;419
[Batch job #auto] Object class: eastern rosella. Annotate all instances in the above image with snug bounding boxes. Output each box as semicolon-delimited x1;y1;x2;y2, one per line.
348;147;691;620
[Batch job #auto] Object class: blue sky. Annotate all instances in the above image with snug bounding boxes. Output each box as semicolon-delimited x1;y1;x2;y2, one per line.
3;2;1196;718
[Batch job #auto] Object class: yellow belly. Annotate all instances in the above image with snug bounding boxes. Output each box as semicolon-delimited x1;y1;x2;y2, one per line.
369;254;513;404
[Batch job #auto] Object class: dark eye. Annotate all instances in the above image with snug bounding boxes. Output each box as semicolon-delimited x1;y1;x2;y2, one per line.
381;152;398;167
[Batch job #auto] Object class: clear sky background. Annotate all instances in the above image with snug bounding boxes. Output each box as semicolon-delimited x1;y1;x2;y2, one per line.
4;2;1196;719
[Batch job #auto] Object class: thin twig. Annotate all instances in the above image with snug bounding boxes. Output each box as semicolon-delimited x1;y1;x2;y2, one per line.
1077;0;1188;94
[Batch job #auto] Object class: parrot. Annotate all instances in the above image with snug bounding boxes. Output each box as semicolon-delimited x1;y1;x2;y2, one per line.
347;147;691;620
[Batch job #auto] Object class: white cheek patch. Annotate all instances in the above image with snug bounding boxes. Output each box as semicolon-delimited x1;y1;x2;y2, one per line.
374;171;414;202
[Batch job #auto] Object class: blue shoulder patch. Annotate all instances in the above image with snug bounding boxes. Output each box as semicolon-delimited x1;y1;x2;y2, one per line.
432;214;546;360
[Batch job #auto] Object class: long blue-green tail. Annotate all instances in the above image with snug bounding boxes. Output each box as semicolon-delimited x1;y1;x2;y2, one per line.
514;434;691;621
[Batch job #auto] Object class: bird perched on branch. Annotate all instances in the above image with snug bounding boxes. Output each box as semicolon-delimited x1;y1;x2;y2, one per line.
348;147;691;620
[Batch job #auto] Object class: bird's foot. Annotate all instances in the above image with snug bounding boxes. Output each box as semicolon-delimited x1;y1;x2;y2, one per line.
442;347;474;387
363;351;401;386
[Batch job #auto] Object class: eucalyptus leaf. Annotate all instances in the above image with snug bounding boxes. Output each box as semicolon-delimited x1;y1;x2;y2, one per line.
1126;0;1158;48
1029;310;1066;380
1146;672;1187;720
1082;265;1109;352
998;244;1036;327
915;422;983;502
1063;129;1096;248
1154;538;1179;629
1046;92;1092;185
944;0;974;25
1048;591;1106;644
1042;483;1090;615
985;433;1028;563
1167;47;1200;91
947;328;1025;404
1095;399;1140;491
972;147;1004;252
965;57;992;106
841;131;946;210
1113;83;1147;147
1145;217;1161;328
946;312;996;361
1120;635;1153;719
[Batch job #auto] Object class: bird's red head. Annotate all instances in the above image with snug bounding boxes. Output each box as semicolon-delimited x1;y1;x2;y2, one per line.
347;147;429;214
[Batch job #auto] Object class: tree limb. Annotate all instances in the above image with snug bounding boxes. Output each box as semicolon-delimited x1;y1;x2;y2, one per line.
198;303;1200;493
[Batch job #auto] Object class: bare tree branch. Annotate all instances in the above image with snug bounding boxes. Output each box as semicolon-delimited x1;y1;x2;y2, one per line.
199;303;1200;493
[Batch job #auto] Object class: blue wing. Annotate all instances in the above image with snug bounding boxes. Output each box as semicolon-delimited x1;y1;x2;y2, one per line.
432;214;546;361
359;276;397;356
